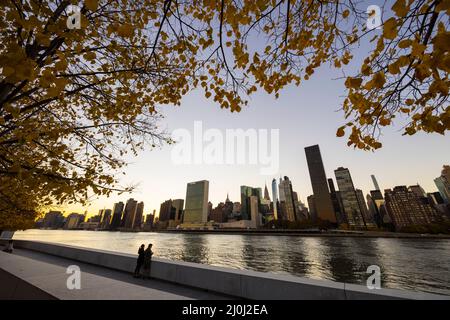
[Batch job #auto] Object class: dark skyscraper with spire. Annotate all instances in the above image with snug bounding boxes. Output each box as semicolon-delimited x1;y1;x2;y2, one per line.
264;183;271;201
304;145;336;223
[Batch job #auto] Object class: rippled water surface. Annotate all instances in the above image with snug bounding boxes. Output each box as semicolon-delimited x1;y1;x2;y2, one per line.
13;229;450;295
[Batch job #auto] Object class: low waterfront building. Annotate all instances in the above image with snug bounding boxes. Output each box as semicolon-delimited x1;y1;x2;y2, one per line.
178;222;214;230
219;220;254;229
78;222;100;230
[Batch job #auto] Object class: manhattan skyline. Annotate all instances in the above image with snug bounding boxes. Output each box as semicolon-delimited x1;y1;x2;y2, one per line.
57;104;449;217
58;95;449;217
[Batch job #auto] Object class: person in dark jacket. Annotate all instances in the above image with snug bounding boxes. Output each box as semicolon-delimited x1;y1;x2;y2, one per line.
134;244;145;278
2;240;13;253
142;243;153;279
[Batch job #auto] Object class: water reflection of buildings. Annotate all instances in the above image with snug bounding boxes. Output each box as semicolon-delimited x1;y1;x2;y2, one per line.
239;236;310;276
236;236;379;283
373;238;404;288
301;238;333;280
314;238;386;285
324;238;363;283
276;237;308;276
180;234;209;264
241;236;260;271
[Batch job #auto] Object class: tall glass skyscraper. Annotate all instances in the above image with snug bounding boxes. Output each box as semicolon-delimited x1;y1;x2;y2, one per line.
371;174;381;191
304;145;336;223
100;209;112;229
110;201;124;229
159;199;173;222
133;201;144;229
434;166;450;204
240;186;261;220
278;176;297;222
328;178;346;225
435;176;450;203
184;180;209;223
271;178;278;220
122;198;138;229
172;199;184;224
334;167;366;229
356;189;371;224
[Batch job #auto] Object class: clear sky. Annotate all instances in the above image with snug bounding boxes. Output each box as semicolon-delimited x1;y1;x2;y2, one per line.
59;0;449;217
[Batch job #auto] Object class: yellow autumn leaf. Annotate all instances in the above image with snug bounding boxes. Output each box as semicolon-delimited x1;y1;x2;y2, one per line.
117;24;134;38
361;63;372;76
411;41;426;57
388;62;400;74
433;32;450;51
83;51;96;61
2;66;15;77
379;117;391;126
46;86;63;97
397;55;410;67
392;0;409;18
436;0;450;12
372;72;386;88
400;107;410;113
373;141;382;149
383;18;398;40
55;58;68;71
414;64;430;82
336;126;346;137
85;0;98;11
345;77;363;89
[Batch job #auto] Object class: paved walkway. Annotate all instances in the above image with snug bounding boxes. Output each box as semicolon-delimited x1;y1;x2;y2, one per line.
0;248;231;300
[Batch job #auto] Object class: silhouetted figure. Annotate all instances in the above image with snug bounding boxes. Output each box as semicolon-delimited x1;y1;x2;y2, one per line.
134;244;145;278
142;243;153;279
3;240;13;253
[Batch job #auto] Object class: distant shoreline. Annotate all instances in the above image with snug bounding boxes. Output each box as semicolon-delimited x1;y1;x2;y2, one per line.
155;229;450;239
26;228;450;239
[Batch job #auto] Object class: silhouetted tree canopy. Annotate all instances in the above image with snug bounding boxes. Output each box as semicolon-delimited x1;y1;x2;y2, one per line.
0;0;448;228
